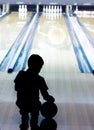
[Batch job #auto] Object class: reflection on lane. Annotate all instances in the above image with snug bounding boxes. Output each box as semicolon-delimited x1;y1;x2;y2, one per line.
67;16;94;73
0;12;31;63
79;17;94;39
31;13;79;73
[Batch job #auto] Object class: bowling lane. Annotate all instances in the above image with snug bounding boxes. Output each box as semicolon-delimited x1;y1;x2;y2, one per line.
0;12;31;63
79;17;94;38
30;13;80;74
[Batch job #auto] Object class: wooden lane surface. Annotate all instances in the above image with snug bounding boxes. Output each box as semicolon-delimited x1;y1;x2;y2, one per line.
0;12;31;63
79;17;94;38
30;14;80;74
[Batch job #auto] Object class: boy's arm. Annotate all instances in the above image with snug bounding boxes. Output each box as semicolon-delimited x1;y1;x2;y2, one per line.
14;71;25;91
40;78;55;102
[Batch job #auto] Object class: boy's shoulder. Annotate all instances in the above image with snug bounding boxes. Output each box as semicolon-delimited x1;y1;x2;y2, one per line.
14;70;25;83
17;70;26;78
19;70;25;74
38;75;46;84
38;74;44;79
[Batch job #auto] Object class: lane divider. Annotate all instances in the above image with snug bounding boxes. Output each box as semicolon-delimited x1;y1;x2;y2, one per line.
8;13;38;73
0;13;35;72
13;13;42;71
64;14;92;73
69;16;94;72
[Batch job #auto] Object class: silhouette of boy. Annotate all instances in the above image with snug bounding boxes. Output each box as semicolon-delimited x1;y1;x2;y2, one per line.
14;54;55;130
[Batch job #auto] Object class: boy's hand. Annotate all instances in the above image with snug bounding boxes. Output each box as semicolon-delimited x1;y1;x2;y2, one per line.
47;95;55;103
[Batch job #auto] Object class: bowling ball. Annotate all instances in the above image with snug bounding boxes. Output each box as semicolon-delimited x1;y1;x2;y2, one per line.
40;102;58;118
40;118;57;130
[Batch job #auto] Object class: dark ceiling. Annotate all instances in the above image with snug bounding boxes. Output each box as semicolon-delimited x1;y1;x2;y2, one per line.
0;0;94;5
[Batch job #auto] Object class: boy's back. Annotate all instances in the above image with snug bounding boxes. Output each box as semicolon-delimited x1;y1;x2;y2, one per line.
14;54;55;130
14;69;49;109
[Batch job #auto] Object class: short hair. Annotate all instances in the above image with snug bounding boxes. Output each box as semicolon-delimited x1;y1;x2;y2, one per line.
28;54;44;69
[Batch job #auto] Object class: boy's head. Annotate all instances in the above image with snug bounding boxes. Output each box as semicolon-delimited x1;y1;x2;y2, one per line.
28;54;44;73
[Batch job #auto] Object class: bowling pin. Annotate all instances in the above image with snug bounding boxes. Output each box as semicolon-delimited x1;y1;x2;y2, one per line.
46;6;48;13
24;5;27;14
18;5;22;14
60;6;62;14
57;6;59;14
54;6;56;14
43;5;46;13
21;5;24;14
48;5;50;14
51;5;54;14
